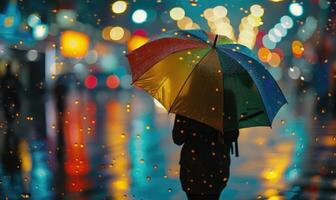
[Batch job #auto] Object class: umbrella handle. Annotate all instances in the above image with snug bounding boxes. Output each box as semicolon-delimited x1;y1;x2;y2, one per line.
234;140;239;157
212;35;219;48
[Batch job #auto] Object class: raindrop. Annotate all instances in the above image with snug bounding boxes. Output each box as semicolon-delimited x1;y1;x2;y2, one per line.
168;188;173;192
139;159;145;163
280;120;285;125
146;176;151;181
153;164;158;170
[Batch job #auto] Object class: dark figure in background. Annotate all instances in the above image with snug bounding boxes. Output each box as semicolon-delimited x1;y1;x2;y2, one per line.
0;64;21;174
0;64;23;194
54;75;68;162
172;90;239;200
0;64;20;130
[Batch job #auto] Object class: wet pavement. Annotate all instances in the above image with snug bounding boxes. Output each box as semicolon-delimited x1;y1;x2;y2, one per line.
0;88;335;200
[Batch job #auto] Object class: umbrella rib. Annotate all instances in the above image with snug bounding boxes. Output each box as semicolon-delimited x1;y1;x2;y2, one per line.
169;49;212;113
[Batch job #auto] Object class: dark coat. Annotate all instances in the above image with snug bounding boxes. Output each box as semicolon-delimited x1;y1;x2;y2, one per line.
173;115;237;195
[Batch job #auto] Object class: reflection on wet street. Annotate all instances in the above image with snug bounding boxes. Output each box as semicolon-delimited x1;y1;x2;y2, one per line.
0;88;335;200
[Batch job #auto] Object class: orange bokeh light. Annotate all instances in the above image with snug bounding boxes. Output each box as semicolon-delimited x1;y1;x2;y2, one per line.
258;47;272;63
127;35;149;52
292;40;304;58
106;75;120;89
60;30;90;58
268;52;281;67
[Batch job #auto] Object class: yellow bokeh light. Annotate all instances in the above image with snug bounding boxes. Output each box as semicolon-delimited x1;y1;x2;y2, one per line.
203;8;215;20
102;26;112;40
177;17;193;30
60;30;90;59
111;1;128;14
4;16;14;27
169;7;185;21
247;15;262;27
127;35;149;52
213;6;227;18
250;4;264;17
110;26;125;41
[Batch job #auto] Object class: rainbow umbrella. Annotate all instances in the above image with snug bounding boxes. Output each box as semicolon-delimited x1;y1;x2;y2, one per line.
127;29;287;132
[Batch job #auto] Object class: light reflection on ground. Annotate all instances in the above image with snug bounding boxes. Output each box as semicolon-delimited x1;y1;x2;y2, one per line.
0;88;326;199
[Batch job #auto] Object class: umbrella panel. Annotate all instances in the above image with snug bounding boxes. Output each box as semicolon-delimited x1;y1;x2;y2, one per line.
218;50;270;131
169;49;224;131
134;48;210;111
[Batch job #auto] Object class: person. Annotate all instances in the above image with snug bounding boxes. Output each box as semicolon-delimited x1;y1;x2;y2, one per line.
173;114;239;200
0;63;21;177
172;87;239;200
0;63;21;130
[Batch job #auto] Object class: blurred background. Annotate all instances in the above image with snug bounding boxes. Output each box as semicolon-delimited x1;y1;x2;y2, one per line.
0;0;335;199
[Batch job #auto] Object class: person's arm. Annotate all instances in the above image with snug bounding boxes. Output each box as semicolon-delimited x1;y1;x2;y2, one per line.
172;115;188;145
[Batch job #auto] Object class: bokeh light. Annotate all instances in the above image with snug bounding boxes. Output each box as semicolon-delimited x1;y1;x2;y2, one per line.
213;6;227;18
85;50;98;64
102;26;113;40
110;26;125;41
250;4;264;17
268;52;281;67
289;3;303;17
85;75;98;89
292;40;304;58
258;47;272;62
56;9;77;27
26;49;39;61
169;7;185;21
288;66;301;79
106;75;120;89
33;24;49;40
177;17;193;30
27;14;41;28
127;34;149;51
60;30;90;58
262;35;276;49
132;9;148;24
111;1;128;14
281;15;294;29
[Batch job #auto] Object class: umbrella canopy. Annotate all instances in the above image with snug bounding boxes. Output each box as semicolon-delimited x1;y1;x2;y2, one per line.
127;29;287;132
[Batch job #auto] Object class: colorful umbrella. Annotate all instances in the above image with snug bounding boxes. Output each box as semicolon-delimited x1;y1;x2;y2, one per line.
127;29;287;132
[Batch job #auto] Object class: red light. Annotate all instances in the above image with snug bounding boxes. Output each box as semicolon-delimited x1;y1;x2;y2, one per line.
85;75;98;89
133;29;148;37
106;75;120;89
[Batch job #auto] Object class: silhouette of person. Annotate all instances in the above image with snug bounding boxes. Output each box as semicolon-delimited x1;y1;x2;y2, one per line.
0;63;20;130
0;63;26;196
0;63;21;175
172;88;239;200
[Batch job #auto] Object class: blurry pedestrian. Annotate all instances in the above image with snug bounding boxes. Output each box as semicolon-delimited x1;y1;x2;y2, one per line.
172;89;239;200
0;63;29;197
0;63;21;174
0;63;20;130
